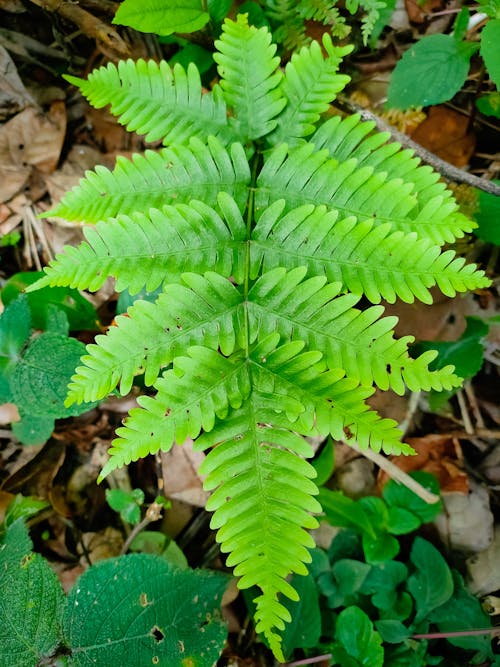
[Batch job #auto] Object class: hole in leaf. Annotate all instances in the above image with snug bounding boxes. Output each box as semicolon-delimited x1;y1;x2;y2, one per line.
150;625;164;642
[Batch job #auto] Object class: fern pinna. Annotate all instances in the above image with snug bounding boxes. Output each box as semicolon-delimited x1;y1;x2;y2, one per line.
30;15;489;660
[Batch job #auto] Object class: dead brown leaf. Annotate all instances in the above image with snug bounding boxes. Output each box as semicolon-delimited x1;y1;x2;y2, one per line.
378;433;469;493
410;106;475;167
160;440;209;507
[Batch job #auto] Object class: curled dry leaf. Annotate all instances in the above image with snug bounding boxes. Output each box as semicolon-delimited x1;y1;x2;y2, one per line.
378;433;469;493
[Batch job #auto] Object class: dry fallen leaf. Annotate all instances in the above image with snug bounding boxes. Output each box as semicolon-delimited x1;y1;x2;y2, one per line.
160;440;209;507
378;433;469;493
411;105;476;167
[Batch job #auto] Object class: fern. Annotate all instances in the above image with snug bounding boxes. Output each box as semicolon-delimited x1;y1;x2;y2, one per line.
30;16;490;660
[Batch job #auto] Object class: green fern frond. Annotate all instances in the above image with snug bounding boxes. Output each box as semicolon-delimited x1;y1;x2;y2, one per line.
251;200;489;304
65;59;237;146
66;273;243;403
46;137;250;223
266;0;310;51
256;143;475;246
311;114;475;243
214;13;286;141
32;197;246;294
296;0;345;24
98;347;252;481
269;35;352;146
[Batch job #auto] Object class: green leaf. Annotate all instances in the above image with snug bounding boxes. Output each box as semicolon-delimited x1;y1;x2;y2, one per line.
362;531;400;564
388;35;478;109
1;272;98;331
429;570;493;653
361;560;408;612
476;91;500;117
0;519;65;667
4;495;49;527
332;606;384;667
453;7;470;42
375;619;412;643
208;0;232;22
480;19;500;87
407;537;453;622
386;506;421;534
12;414;55;446
106;488;145;525
63;554;228;667
414;316;488;380
169;43;214;75
474;180;500;243
312;439;335;486
382;472;442;524
280;572;322;658
113;0;210;35
319;489;377;538
0;296;31;402
11;333;94;418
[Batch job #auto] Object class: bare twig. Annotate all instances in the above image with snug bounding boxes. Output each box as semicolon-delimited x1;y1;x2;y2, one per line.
28;0;130;59
334;97;500;197
464;381;485;429
120;501;164;555
349;442;441;504
283;655;332;666
456;389;474;434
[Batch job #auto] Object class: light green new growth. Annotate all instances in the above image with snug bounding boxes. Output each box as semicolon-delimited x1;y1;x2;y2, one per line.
29;15;490;661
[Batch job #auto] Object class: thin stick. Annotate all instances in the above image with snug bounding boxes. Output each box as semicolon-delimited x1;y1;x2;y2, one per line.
456;389;474;435
349;442;441;504
412;627;500;639
283;655;333;666
334;97;500;197
464;381;486;429
120;501;164;555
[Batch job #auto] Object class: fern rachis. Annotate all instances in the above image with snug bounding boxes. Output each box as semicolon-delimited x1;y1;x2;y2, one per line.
30;15;490;661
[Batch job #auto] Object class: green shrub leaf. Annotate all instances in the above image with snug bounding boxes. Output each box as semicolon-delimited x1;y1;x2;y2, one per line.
480;19;500;87
0;295;31;401
474;180;500;243
280;572;322;658
332;606;384;667
382;472;442;524
113;0;209;35
0;520;64;667
63;554;228;667
408;537;453;622
11;333;94;418
388;34;478;109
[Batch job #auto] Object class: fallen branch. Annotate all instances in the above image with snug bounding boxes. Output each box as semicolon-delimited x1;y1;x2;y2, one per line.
335;96;500;197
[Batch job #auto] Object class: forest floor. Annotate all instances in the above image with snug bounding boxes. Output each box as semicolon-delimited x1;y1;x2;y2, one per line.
0;1;499;666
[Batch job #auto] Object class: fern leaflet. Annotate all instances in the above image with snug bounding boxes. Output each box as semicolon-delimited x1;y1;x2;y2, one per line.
65;60;237;146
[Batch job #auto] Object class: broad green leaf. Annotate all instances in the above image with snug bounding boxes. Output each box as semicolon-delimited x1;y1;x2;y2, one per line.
106;488;145;525
415;316;488;380
4;495;49;527
480;19;500;87
0;520;64;667
319;488;377;538
429;570;493;653
382;472;442;524
375;620;412;643
386;506;421;534
1;272;98;331
208;0;232;22
388;35;478;109
362;531;400;564
129;532;189;569
474;180;500;243
332;606;384;667
453;7;470;42
0;296;31;401
11;333;94;418
476;91;500;117
332;559;372;605
408;537;453;622
361;561;408;612
63;554;228;667
169;43;214;75
280;572;321;658
113;0;210;36
311;439;335;486
12;414;55;446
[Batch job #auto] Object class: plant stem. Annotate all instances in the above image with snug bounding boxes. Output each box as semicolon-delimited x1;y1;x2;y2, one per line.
283;655;332;666
412;627;500;639
120;501;164;555
335;96;500;197
349;442;441;504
